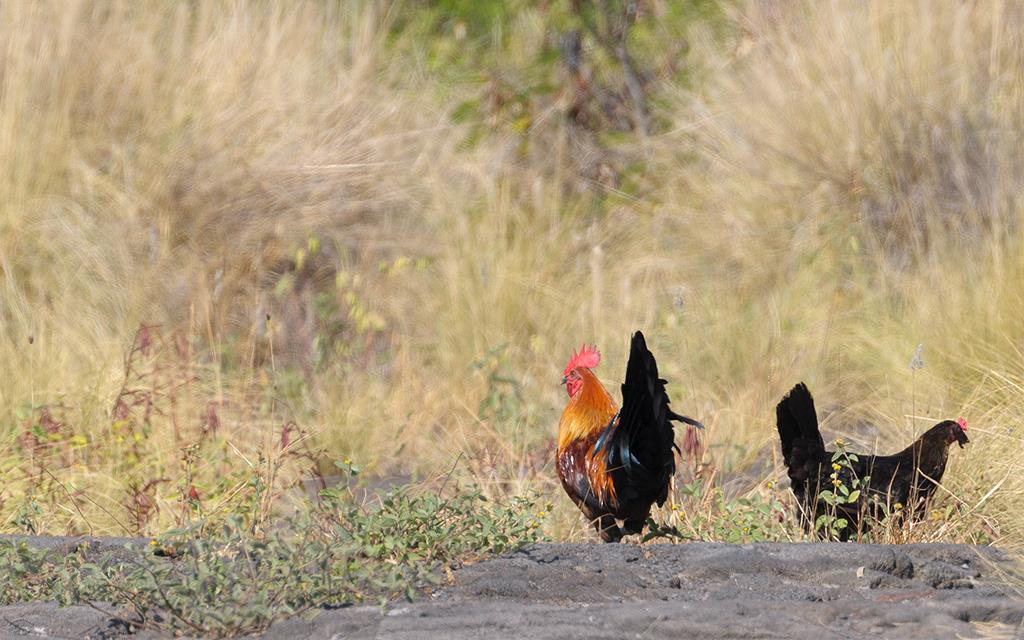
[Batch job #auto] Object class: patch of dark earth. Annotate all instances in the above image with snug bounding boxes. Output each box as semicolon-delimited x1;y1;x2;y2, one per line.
1;538;1022;639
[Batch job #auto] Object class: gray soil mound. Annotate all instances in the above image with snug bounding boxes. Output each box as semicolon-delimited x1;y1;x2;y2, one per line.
2;540;1022;639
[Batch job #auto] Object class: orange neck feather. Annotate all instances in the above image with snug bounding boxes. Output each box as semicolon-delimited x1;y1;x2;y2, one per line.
557;368;618;450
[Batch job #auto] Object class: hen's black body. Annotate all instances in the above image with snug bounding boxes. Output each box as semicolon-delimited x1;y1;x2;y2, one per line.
776;382;969;540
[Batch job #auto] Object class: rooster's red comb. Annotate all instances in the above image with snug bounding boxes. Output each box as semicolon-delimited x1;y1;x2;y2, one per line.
957;417;967;431
564;343;601;376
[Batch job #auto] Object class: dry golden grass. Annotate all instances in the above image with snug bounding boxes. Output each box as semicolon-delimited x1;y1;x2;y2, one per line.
1;0;1023;547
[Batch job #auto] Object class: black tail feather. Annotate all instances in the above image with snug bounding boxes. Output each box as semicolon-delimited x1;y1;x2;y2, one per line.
776;382;823;462
775;382;826;508
600;330;701;509
669;409;704;429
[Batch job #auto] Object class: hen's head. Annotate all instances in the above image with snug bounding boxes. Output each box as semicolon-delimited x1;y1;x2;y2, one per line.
561;344;600;397
927;417;970;449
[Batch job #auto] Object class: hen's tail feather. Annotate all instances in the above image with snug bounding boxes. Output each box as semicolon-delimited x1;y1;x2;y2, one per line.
776;382;824;465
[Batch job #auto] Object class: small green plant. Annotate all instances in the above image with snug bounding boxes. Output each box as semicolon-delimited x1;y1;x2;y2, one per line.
645;477;792;543
0;541;83;605
12;496;43;535
471;344;525;426
813;442;870;540
0;480;542;638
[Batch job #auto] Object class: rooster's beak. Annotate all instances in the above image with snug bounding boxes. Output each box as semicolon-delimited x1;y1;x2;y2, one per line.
560;376;567;386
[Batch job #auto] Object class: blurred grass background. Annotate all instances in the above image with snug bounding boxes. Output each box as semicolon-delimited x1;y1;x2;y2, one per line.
1;0;1022;546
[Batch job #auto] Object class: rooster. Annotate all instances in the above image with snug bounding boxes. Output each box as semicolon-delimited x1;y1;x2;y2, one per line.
556;331;703;542
776;382;969;540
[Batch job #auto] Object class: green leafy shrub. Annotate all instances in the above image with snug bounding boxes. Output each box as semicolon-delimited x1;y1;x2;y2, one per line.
813;444;869;540
644;477;794;544
0;483;542;638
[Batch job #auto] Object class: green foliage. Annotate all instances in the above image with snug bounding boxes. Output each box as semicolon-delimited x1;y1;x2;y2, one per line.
0;483;543;638
0;542;83;605
13;497;43;535
320;484;542;567
644;478;792;544
472;344;526;425
813;443;869;540
392;0;724;140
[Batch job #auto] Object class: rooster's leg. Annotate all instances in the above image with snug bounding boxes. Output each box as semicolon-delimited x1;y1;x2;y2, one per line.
621;516;648;536
595;514;623;543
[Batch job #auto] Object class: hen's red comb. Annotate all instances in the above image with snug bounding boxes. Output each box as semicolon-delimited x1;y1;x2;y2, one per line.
957;417;967;431
564;343;601;376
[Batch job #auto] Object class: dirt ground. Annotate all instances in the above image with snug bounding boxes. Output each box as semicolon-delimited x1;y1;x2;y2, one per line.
2;538;1022;639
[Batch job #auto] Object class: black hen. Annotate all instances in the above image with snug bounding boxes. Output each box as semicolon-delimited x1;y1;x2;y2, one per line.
776;382;969;540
